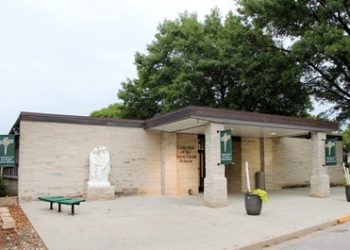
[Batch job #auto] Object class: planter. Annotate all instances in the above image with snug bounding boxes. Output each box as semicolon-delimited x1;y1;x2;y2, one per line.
345;186;350;202
245;193;262;215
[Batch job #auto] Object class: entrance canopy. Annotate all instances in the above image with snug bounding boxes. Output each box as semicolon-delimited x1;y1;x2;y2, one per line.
145;106;338;138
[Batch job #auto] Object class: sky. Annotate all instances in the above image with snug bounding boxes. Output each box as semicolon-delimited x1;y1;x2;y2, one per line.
0;0;237;133
0;0;331;134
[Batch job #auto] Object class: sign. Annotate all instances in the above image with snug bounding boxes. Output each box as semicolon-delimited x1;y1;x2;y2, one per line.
0;135;15;166
325;138;337;166
177;145;197;163
220;130;232;164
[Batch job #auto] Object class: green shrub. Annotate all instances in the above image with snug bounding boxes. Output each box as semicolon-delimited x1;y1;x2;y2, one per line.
0;178;7;197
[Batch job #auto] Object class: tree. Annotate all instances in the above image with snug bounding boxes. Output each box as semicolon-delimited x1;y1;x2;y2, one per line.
93;9;311;119
91;103;123;118
343;126;350;153
237;0;350;122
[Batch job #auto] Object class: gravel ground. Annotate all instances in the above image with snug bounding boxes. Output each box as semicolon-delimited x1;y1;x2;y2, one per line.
0;205;47;250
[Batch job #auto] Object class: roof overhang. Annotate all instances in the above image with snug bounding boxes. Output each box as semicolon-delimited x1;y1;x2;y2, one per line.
145;106;338;138
9;106;339;139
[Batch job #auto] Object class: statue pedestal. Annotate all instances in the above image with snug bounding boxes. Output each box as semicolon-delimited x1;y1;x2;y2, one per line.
85;184;115;200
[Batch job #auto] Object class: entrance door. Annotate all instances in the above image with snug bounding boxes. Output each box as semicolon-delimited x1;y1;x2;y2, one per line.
198;134;205;192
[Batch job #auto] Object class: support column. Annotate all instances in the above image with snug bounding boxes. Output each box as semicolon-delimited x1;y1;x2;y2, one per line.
204;123;227;207
310;132;330;197
161;133;177;195
264;139;274;191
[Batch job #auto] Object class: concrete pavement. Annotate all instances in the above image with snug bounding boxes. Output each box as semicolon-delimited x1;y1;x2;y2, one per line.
268;221;350;250
21;188;350;250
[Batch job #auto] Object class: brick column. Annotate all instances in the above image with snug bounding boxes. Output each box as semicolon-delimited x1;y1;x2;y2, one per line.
264;139;274;191
204;123;227;207
161;133;177;195
310;132;330;197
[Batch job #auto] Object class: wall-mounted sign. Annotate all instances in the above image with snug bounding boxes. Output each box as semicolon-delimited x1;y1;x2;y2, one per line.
220;130;232;164
325;138;337;166
0;135;15;166
177;145;197;163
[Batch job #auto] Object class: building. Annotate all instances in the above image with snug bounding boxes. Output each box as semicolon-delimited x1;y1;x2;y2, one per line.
4;106;343;207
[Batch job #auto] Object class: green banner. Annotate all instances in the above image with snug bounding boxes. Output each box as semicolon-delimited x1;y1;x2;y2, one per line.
325;138;337;166
0;135;15;166
220;130;232;164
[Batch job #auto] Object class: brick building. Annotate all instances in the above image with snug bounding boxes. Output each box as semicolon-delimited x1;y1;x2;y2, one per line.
5;106;343;206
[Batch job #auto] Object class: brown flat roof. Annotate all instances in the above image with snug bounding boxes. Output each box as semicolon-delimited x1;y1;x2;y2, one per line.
11;106;338;133
144;106;338;132
11;112;144;132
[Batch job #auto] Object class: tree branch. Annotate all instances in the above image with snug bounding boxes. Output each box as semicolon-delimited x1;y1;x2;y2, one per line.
317;0;350;36
327;54;350;83
307;61;350;99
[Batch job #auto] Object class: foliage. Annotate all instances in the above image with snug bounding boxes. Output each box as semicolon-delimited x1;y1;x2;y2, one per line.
0;178;7;197
237;0;350;122
91;103;123;118
343;125;350;153
250;188;269;203
94;9;312;119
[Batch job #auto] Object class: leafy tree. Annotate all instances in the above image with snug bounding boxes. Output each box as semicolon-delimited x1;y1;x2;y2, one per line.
343;126;350;153
93;9;311;119
237;0;350;122
91;103;123;118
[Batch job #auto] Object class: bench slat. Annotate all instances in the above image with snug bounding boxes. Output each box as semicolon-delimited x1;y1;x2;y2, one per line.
56;198;85;205
39;197;71;202
38;195;64;200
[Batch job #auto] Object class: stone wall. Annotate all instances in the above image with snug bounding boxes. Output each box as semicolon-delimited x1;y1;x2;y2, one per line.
176;134;199;195
18;121;161;201
161;133;177;195
241;138;261;192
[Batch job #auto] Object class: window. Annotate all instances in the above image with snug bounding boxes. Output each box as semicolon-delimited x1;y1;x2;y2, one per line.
3;165;18;178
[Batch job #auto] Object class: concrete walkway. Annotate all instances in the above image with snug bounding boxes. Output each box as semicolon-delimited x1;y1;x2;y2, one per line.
21;188;350;250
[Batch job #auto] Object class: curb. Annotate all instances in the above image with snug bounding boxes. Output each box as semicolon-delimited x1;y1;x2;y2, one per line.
336;214;350;224
237;219;339;250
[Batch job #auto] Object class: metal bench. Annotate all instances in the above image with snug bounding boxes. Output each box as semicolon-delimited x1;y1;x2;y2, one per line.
56;198;85;215
38;195;70;210
38;195;85;215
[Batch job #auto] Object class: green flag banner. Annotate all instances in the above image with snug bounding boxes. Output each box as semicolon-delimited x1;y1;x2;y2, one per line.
325;138;337;166
0;135;15;166
220;130;232;165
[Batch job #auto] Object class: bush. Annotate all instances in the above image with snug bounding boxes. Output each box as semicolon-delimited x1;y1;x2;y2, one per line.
0;178;7;197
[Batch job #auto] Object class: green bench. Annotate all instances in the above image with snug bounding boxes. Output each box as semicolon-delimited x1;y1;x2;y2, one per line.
56;198;85;215
38;195;85;215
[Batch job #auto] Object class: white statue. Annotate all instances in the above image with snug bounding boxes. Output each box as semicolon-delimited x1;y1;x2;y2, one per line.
88;146;111;187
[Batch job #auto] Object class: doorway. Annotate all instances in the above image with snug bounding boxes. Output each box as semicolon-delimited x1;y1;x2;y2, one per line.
198;134;205;192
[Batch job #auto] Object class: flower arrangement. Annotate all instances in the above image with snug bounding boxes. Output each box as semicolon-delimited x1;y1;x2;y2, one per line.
250;188;269;203
245;162;269;202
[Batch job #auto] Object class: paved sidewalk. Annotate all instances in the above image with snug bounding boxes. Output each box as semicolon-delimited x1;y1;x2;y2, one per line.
269;222;350;250
21;188;350;250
